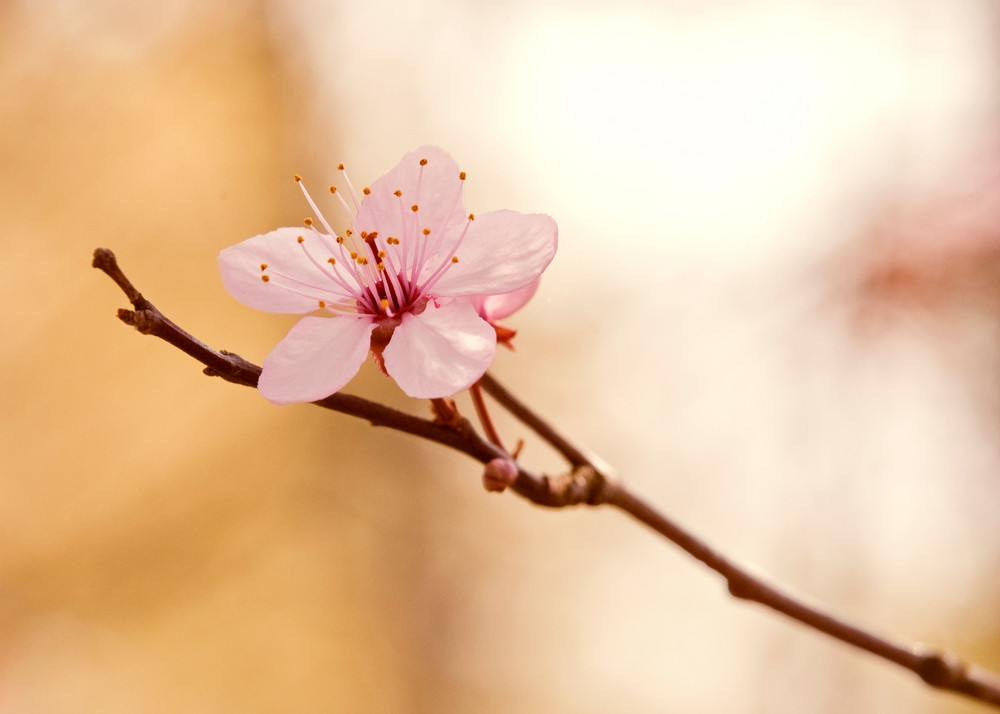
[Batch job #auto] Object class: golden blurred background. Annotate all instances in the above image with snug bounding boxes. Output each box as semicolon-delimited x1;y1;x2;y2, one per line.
2;0;999;711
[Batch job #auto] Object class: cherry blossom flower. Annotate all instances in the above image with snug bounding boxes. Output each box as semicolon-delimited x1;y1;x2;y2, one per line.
219;146;557;403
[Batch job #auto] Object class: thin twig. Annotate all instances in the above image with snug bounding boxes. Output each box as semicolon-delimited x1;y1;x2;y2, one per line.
477;372;618;478
470;380;505;451
93;247;1000;710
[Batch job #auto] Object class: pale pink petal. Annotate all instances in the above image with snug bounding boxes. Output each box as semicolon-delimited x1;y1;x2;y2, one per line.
431;210;557;297
258;315;375;404
382;300;496;398
220;227;359;314
354;146;467;247
475;277;541;322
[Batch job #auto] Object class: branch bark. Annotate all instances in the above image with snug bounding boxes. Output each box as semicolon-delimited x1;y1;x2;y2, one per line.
93;247;1000;709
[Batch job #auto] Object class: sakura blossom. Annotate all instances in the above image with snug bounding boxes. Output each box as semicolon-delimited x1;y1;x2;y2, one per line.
219;146;557;403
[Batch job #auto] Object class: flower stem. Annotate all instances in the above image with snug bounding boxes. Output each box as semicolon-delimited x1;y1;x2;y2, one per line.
470;380;505;452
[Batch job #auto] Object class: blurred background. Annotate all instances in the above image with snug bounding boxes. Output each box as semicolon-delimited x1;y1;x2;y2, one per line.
2;0;999;711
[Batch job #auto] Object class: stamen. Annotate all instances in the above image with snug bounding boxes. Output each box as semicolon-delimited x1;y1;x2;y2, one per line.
394;190;402;197
419;158;428;166
329;185;353;216
422;228;431;236
296;179;338;236
295;231;367;302
411;204;419;212
260;263;267;271
459;171;466;180
338;162;362;211
417;214;475;294
263;262;363;314
261;275;270;282
363;187;371;195
304;218;313;226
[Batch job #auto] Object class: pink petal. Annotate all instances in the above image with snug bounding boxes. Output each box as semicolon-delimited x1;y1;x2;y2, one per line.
219;227;357;314
474;277;541;322
258;315;375;404
431;210;558;297
354;146;467;249
382;300;496;398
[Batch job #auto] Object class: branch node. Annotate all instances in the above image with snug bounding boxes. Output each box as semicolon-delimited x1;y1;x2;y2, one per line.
542;465;608;507
116;308;138;325
727;577;757;601
119;308;158;334
915;650;965;688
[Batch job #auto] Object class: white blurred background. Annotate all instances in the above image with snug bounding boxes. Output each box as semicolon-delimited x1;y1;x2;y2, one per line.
2;0;999;711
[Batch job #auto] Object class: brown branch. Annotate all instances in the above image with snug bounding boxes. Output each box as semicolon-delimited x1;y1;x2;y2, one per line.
92;248;593;508
93;247;1000;709
480;372;1000;708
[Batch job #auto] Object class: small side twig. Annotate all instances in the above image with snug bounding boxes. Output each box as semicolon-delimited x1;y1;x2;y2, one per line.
93;247;1000;710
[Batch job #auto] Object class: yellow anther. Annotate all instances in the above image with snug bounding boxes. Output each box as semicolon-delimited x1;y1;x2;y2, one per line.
459;171;466;180
377;263;386;271
337;163;345;170
336;236;345;244
360;231;368;238
422;228;430;236
411;204;419;212
297;235;305;243
451;256;459;263
358;257;368;265
318;300;326;308
350;251;358;259
328;257;336;265
261;275;270;282
294;174;302;182
419;158;428;166
363;187;371;195
345;229;353;236
329;186;337;193
381;298;390;308
259;263;267;271
378;250;386;258
304;217;313;226
468;213;475;220
393;189;402;197
368;231;378;239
